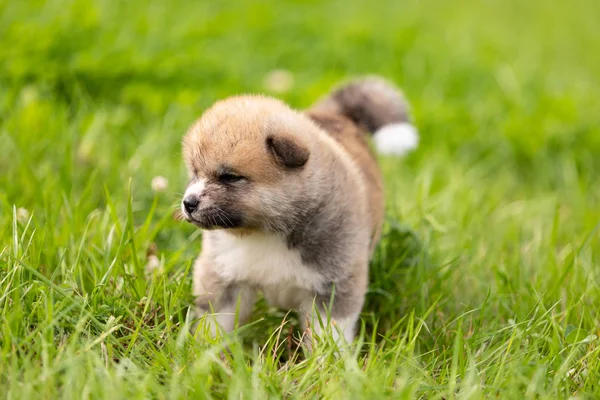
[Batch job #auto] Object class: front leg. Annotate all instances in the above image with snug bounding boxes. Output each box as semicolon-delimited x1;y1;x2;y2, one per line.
193;257;256;338
301;303;361;350
300;270;367;350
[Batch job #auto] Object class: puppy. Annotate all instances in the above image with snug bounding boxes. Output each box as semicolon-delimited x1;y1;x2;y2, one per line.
181;77;418;347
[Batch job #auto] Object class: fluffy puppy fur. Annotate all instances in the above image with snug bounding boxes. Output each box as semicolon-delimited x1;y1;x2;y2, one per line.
181;76;418;347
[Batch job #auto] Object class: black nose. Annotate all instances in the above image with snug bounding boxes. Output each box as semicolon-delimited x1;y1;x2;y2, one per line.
183;196;200;213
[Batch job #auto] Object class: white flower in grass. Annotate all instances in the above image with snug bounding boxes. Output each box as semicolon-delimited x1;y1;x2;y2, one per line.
151;176;169;192
17;207;30;223
20;85;40;106
263;69;295;93
145;255;161;273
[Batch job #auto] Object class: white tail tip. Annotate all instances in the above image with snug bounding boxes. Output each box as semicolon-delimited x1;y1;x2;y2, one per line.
373;122;419;156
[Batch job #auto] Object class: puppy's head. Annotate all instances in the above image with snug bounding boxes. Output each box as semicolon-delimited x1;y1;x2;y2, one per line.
181;96;316;232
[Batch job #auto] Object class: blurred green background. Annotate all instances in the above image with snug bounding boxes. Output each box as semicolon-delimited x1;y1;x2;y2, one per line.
2;0;599;203
1;0;599;398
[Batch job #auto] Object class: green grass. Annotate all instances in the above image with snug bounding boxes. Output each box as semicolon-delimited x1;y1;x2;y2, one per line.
1;0;600;398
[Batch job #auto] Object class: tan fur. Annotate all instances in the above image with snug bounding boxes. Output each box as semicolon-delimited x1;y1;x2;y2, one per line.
305;109;385;251
181;78;412;347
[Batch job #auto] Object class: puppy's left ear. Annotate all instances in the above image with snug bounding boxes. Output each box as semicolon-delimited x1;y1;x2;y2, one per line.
266;135;310;168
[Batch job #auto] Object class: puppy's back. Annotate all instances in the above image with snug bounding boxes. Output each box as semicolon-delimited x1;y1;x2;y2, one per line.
305;77;418;249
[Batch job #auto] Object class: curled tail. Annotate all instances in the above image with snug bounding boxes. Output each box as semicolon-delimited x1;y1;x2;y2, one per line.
313;76;419;156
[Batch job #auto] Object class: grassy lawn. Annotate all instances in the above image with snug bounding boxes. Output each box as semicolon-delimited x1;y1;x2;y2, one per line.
1;0;599;398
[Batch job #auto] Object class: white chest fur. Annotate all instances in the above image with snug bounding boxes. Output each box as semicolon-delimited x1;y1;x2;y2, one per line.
212;232;327;307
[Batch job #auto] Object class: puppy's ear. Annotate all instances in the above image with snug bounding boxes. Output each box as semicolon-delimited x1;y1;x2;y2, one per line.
266;135;309;168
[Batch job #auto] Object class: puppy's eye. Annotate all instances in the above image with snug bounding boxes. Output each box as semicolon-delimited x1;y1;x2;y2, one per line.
218;173;245;184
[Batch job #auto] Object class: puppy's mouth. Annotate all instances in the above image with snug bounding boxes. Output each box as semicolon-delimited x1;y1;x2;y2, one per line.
183;207;244;230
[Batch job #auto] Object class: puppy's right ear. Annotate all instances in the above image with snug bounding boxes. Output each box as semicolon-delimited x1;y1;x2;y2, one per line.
266;135;310;168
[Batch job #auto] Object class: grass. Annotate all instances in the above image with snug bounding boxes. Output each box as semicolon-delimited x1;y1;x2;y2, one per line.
1;0;599;398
